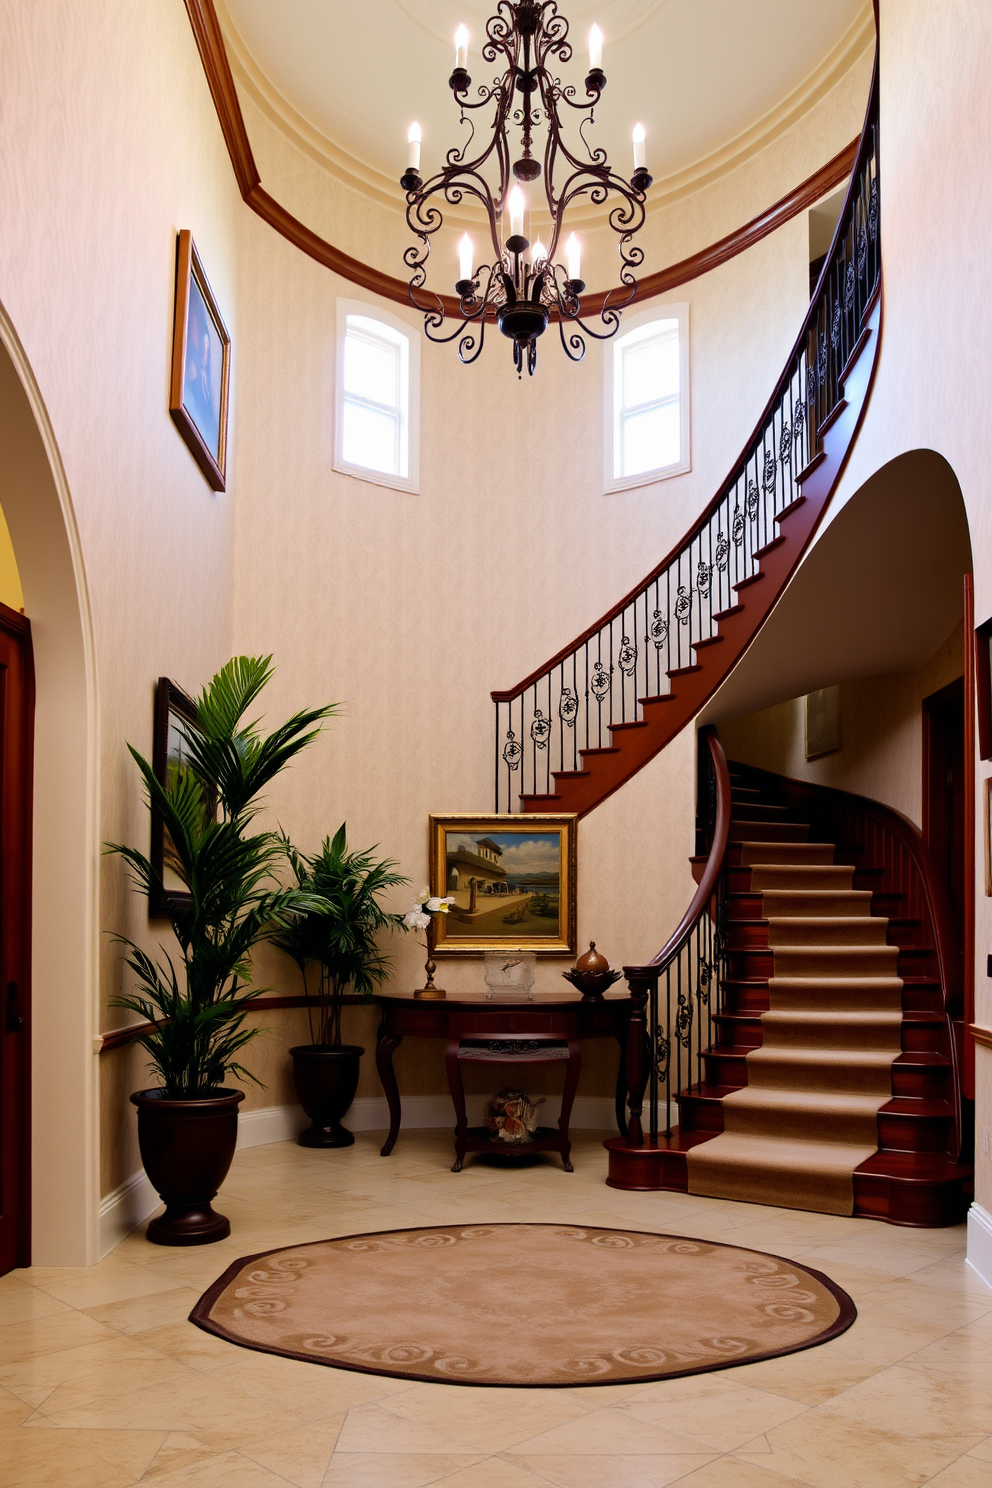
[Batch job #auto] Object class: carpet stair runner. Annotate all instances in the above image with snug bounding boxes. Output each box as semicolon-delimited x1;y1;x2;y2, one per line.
645;766;972;1225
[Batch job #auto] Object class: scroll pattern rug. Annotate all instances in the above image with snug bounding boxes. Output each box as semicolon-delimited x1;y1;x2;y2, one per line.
190;1223;855;1387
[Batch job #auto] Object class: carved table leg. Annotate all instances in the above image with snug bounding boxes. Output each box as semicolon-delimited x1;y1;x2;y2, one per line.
375;1018;403;1157
557;1037;582;1172
613;1026;629;1140
444;1036;468;1172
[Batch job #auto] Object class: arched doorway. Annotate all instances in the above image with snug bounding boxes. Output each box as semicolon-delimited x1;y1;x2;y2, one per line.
0;305;99;1266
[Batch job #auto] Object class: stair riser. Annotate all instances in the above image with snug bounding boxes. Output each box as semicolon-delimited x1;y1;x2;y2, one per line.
729;822;812;844
606;1141;970;1225
715;1016;946;1056
702;1050;951;1100
726;949;900;978
677;1097;954;1156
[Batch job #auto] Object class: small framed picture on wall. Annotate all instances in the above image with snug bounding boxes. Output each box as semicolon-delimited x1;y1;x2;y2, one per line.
150;677;202;918
984;778;992;897
169;230;231;491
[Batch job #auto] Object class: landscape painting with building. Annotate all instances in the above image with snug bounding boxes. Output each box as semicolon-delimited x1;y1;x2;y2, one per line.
429;814;577;955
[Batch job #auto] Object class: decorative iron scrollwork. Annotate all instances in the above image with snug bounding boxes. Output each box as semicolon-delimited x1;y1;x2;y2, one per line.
844;263;856;312
746;480;759;520
868;176;878;240
530;710;551;749
502;732;522;770
559;688;578;727
590;660;612;700
762;449;777;493
830;301;842;350
674;585;693;625
654;1028;670;1082
732;505;745;545
695;562;713;595
779;423;792;464
648;610;669;648
618;636;638;675
675;984;693;1047
857;223;868;277
714;531;730;570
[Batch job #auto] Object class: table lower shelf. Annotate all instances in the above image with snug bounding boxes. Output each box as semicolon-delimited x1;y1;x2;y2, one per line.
452;1125;572;1173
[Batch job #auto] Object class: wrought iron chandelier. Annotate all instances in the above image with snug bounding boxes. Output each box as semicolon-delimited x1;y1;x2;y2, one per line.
399;2;652;376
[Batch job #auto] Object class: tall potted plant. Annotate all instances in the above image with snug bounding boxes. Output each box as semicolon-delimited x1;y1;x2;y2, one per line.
107;656;335;1244
275;826;408;1147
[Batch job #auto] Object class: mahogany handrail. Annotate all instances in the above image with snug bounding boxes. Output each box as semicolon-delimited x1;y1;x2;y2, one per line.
625;728;731;979
618;727;731;1147
491;56;878;705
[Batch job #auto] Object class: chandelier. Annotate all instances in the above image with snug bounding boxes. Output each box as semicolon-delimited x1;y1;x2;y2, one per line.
399;2;652;376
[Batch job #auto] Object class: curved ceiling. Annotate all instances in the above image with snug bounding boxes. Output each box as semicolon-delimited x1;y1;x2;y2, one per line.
702;452;973;725
218;0;872;212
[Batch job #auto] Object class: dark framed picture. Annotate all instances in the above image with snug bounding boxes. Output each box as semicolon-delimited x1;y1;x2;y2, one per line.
150;677;200;918
805;685;841;760
169;230;231;491
428;814;577;956
975;617;992;761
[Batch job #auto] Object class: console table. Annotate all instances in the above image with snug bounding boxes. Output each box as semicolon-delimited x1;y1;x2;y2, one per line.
374;989;631;1168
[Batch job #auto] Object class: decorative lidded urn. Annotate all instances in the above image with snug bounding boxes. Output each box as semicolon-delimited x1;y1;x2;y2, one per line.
562;941;623;999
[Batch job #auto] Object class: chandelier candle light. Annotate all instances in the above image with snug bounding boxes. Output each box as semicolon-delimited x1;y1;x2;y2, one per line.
400;1;652;376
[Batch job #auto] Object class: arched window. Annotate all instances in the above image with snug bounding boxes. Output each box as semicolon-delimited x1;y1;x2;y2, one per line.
605;303;690;491
334;301;420;492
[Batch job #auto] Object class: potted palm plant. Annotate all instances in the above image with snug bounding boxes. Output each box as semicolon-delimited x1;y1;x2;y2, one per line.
275;826;408;1147
107;656;335;1245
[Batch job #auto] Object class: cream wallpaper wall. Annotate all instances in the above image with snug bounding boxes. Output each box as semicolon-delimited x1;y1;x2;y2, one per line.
719;624;965;828
5;0;989;1249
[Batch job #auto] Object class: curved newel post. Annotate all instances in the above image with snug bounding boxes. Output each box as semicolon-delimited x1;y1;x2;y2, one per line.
622;971;654;1148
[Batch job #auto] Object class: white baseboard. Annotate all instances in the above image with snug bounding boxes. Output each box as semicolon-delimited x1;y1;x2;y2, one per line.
967;1203;992;1292
99;1094;622;1256
98;1169;160;1258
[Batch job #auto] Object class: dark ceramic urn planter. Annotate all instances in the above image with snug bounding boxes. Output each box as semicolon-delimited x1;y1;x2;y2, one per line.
290;1044;364;1147
130;1088;244;1246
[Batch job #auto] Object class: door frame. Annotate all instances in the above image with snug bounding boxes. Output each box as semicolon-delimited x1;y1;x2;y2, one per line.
0;600;34;1271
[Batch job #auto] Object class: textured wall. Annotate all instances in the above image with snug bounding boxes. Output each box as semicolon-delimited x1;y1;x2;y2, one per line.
825;0;992;1213
0;0;243;1210
719;625;965;827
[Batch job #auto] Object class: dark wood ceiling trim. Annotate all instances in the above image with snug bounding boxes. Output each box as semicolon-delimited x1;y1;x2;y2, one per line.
184;0;858;315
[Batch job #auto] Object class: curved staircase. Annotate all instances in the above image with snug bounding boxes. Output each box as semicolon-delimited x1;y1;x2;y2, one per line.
493;67;880;818
606;757;973;1226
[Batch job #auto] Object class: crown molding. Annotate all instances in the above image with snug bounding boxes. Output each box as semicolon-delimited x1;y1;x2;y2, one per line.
184;0;863;317
216;0;871;219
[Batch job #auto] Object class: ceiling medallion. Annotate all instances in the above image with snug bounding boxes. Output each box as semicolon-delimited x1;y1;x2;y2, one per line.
400;1;653;376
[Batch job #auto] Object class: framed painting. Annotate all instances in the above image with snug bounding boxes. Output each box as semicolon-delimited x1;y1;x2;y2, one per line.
169;229;231;491
428;814;577;955
805;685;841;760
149;677;200;918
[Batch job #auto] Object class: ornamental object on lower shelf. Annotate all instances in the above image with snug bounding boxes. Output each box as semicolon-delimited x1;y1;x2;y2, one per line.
483;1089;545;1145
562;941;624;999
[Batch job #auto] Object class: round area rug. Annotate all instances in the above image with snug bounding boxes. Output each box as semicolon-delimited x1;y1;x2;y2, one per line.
190;1223;856;1387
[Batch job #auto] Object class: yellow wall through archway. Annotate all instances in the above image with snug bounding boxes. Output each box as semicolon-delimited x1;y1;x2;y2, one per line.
0;500;23;611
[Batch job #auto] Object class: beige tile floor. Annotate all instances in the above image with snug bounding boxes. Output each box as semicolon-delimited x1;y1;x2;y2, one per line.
1;1129;991;1487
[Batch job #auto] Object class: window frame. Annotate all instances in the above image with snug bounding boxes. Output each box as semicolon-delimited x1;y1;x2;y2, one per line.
603;301;690;494
334;299;421;493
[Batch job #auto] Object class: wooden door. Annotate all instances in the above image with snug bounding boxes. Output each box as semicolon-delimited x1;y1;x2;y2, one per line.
0;603;33;1276
923;677;966;970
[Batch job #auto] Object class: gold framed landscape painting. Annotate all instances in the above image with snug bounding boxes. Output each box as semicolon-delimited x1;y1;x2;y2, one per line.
429;814;577;955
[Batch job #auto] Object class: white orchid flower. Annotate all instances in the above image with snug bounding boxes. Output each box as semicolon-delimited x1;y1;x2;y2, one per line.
426;896;455;913
403;909;431;930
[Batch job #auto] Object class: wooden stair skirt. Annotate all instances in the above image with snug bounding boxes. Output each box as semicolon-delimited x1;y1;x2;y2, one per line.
606;765;973;1226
